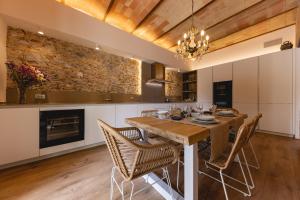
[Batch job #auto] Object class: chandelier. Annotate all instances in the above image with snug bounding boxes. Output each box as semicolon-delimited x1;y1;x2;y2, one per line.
176;0;209;61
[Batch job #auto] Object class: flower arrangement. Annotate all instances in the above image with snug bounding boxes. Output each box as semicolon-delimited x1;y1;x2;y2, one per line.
6;62;47;104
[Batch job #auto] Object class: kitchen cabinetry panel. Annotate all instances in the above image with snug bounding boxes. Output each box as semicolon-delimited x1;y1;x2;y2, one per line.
0;108;39;165
197;67;212;104
259;50;293;104
213;62;232;82
233;103;258;123
233;57;258;104
85;105;116;145
259;103;292;134
116;104;139;127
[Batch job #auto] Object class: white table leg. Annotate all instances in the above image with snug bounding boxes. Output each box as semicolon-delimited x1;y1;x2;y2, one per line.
184;144;199;200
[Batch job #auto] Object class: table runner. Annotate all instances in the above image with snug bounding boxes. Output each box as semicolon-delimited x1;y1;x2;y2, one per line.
175;113;247;161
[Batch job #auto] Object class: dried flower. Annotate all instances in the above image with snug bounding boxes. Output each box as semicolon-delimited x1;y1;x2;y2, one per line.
6;62;47;89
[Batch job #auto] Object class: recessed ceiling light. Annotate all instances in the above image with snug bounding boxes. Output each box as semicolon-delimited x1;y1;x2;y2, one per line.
37;31;44;35
95;46;100;50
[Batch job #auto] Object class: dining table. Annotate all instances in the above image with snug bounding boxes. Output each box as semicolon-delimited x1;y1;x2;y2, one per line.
126;112;247;200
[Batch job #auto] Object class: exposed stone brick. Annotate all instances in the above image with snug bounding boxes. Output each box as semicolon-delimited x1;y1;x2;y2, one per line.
6;27;141;95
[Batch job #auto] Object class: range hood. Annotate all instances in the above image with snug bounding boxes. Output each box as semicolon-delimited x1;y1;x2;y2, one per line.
146;62;172;84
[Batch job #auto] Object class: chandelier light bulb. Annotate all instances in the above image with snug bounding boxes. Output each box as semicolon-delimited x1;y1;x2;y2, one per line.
206;35;210;40
177;40;181;45
183;33;187;39
201;30;205;36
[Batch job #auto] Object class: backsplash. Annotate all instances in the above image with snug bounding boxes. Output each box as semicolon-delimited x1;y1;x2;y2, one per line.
165;69;182;99
6;27;141;95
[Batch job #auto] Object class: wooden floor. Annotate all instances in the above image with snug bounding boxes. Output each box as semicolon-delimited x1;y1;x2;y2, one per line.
0;133;299;200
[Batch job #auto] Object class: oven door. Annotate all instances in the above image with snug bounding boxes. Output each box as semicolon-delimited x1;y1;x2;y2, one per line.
40;109;84;148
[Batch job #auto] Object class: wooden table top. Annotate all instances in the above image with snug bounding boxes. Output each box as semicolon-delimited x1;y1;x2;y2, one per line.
126;117;210;145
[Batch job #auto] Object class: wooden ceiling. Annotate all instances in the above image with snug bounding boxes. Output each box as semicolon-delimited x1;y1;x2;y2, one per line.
57;0;299;53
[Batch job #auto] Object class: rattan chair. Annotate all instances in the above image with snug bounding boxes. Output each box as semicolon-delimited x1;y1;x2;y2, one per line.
245;113;262;169
97;120;178;200
198;119;255;200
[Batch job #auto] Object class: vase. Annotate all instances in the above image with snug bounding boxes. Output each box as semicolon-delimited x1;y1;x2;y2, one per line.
18;87;27;104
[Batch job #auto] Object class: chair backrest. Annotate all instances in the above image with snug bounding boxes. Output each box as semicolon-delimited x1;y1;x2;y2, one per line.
248;113;262;140
141;110;158;117
223;119;255;169
97;120;139;180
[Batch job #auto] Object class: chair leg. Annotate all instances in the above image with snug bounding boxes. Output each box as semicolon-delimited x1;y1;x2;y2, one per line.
241;148;255;189
249;140;260;169
110;167;116;200
219;170;229;200
237;155;251;197
120;180;125;200
129;181;135;200
176;159;184;195
163;167;174;200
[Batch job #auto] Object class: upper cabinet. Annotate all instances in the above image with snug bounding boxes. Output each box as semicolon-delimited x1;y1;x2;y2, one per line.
259;50;293;104
233;57;258;104
213;62;233;82
197;67;212;103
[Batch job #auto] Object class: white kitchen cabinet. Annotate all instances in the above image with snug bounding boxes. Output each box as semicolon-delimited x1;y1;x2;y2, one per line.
0;108;39;165
295;48;300;139
259;103;293;135
258;50;293;135
233;103;258;123
259;49;293;104
197;67;212;105
213;62;232;82
116;104;139;127
85;105;116;145
233;57;258;104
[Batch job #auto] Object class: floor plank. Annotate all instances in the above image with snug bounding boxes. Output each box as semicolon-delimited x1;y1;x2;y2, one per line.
0;132;299;200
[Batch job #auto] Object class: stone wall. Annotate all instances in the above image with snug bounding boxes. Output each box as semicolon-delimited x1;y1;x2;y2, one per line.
165;69;182;98
6;27;141;95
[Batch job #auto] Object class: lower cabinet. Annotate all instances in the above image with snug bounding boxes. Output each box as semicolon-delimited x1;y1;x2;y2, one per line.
259;103;293;135
0;108;39;166
85;105;116;145
115;104;139;128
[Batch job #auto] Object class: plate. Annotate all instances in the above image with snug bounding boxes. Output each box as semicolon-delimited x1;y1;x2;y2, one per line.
192;118;220;124
219;110;234;115
196;115;215;121
217;112;236;117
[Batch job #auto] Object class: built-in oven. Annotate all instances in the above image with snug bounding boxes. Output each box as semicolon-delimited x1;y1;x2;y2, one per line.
213;80;232;108
40;109;84;148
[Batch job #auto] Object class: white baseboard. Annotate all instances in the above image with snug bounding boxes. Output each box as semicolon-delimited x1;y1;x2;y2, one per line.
0;142;105;170
257;130;295;138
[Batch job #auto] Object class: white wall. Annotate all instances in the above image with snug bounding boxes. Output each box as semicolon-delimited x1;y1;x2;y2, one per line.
0;0;186;69
192;25;296;70
0;16;6;102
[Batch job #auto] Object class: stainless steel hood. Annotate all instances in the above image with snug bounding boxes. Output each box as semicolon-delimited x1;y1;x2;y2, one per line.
146;62;172;84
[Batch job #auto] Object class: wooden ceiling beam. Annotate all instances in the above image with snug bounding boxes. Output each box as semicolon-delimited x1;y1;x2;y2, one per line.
168;0;298;50
152;0;215;41
131;0;163;33
203;9;297;53
103;0;115;21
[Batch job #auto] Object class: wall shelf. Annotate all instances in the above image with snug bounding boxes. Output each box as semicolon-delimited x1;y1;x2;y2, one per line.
182;71;197;102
